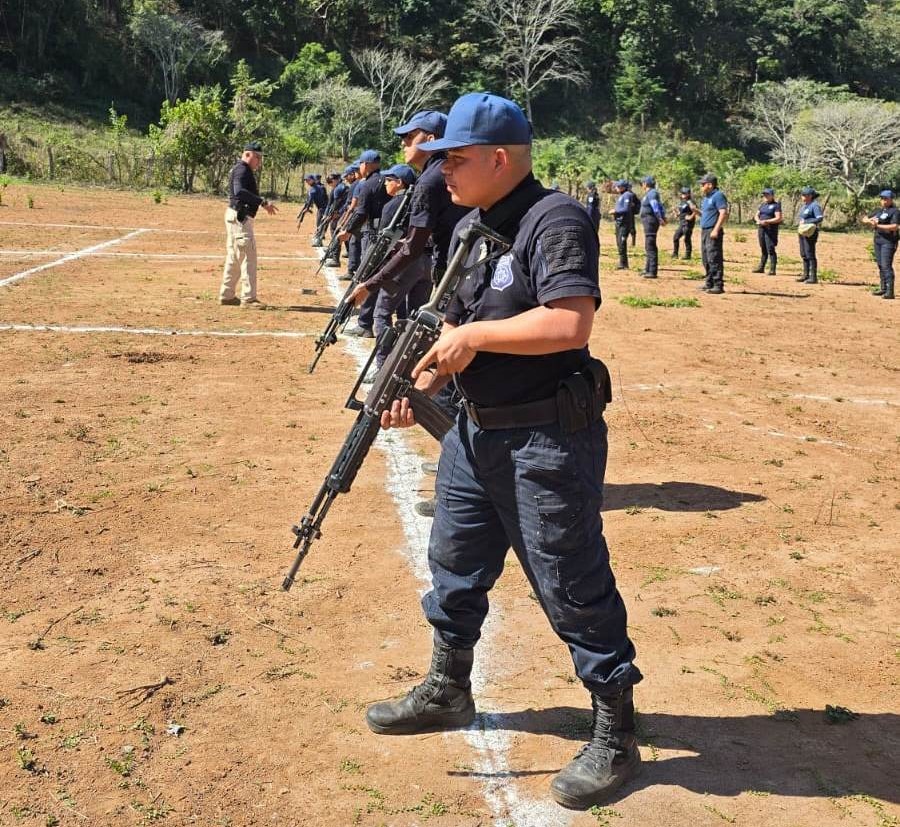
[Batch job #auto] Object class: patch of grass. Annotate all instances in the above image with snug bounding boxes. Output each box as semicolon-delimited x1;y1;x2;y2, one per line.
703;803;736;823
340;758;362;775
589;806;623;825
681;269;705;280
618;295;700;308
651;606;678;617
105;752;135;777
825;704;859;724
17;747;37;772
817;267;840;283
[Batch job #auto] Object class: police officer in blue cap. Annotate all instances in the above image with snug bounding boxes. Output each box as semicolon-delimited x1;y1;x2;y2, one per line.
584;180;601;236
609;180;639;269
350;110;470;368
672;187;699;259
698;173;729;293
796;186;824;284
340;149;389;335
365;92;642;811
753;188;783;275
638;175;666;278
322;166;356;268
863;190;899;299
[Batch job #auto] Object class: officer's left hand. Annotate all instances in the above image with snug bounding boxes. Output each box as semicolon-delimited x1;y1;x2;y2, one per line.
349;284;369;306
338;231;351;243
412;326;476;378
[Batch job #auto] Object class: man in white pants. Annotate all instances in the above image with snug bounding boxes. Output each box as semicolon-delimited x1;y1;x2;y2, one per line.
220;141;278;308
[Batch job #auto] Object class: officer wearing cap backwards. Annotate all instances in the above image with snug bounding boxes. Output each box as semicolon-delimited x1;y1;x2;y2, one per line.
365;92;642;811
672;187;698;259
609;180;639;269
219;141;278;309
350;111;471;365
638;175;666;278
698;172;729;294
753;188;783;275
863;190;899;299
796;186;824;284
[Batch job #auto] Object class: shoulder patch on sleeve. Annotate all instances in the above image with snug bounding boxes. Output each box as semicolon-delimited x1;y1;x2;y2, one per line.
536;223;589;277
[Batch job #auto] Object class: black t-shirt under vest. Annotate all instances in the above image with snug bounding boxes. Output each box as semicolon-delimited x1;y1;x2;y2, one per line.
870;205;900;241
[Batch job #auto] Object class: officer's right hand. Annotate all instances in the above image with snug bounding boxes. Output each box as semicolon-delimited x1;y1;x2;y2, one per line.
381;397;416;429
264;203;278;216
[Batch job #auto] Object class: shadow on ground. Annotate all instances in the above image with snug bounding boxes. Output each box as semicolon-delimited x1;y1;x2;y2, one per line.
453;707;899;803
603;481;765;512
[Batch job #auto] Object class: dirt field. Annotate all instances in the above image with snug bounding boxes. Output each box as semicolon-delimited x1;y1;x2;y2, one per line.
1;181;897;827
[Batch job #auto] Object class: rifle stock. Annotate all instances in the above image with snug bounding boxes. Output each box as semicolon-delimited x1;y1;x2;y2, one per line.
283;221;511;590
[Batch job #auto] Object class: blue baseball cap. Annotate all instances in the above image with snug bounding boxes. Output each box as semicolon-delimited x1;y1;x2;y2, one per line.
303;173;317;182
418;92;532;152
394;110;448;139
699;173;717;185
356;150;381;164
382;164;417;187
244;140;263;153
679;187;691;195
800;186;818;197
879;189;894;198
642;175;656;186
761;187;775;195
342;164;359;176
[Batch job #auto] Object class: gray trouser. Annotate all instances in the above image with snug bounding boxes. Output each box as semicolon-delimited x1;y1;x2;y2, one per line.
373;256;433;368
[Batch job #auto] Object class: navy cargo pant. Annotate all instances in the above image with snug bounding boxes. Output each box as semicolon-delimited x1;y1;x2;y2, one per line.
701;227;725;288
615;222;630;268
673;219;694;258
641;215;660;275
422;411;642;694
356;231;380;331
874;236;896;289
757;226;778;270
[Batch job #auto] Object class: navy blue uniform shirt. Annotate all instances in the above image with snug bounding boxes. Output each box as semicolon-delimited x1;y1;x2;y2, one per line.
445;174;601;407
798;201;824;225
613;191;639;225
757;200;781;226
640;188;665;219
585;190;601;220
700;188;728;229
678;200;697;223
869;205;900;240
227;160;263;218
353;171;390;230
408;154;470;270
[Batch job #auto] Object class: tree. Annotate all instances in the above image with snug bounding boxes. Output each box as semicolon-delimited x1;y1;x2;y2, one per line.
229;59;279;146
352;49;449;138
613;35;665;130
472;0;586;124
299;78;380;160
738;79;847;169
279;42;348;95
794;98;900;216
129;0;226;104
150;84;230;192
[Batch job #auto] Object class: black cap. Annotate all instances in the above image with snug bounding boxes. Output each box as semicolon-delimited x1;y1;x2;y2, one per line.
244;141;263;153
699;173;717;185
679;187;691;195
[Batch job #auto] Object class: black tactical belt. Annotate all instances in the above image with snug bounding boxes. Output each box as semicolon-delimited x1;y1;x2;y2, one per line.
463;396;560;430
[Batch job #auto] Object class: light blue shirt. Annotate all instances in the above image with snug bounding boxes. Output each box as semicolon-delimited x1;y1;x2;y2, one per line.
700;188;728;229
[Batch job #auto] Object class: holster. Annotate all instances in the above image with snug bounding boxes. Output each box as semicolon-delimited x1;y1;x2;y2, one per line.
556;357;612;434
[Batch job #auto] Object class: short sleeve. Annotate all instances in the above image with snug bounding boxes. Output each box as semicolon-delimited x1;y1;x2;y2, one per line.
408;175;440;231
532;212;602;308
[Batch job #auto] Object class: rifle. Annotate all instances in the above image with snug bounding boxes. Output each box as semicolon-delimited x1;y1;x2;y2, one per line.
307;184;416;374
316;210;351;274
282;221;511;591
296;203;312;227
311;199;338;246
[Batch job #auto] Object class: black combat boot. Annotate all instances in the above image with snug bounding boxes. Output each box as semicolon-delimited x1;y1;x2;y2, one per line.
873;274;885;296
796;261;809;282
551;688;641;810
751;259;765;273
883;278;894;299
767;259;777;275
804;263;818;284
366;640;475;735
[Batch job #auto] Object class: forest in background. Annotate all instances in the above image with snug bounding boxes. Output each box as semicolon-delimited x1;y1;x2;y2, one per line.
1;0;898;219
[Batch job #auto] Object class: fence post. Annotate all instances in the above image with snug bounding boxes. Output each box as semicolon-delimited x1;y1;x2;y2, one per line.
47;146;55;179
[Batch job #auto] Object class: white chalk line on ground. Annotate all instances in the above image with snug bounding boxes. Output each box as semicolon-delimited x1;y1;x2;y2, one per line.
317;261;568;827
622;382;897;408
0;250;319;262
0;323;310;339
0;220;304;239
0;229;149;288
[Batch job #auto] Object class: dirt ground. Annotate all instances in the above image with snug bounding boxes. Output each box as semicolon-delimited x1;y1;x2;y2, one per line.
0;181;897;827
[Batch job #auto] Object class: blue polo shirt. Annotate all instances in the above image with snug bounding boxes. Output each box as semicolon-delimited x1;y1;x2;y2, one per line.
700;188;728;229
